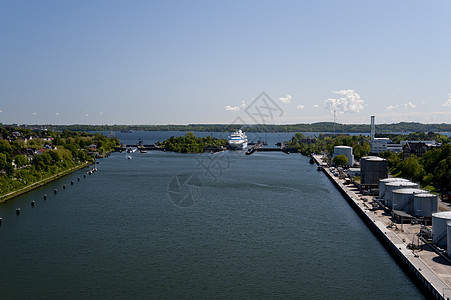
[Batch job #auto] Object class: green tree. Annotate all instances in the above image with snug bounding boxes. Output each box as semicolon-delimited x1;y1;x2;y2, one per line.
399;155;425;182
434;157;451;193
14;155;28;167
0;140;13;156
333;154;348;166
0;153;9;170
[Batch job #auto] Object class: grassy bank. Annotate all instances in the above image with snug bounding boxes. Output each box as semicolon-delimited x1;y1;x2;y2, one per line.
0;162;93;204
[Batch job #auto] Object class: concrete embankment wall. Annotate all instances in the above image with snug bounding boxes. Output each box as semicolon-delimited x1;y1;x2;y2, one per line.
314;157;446;300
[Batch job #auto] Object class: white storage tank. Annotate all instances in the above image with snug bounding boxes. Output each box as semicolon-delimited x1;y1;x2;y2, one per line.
432;211;451;249
391;188;428;214
379;178;410;200
360;156;388;185
413;193;438;217
448;222;451;258
333;146;354;166
385;181;418;208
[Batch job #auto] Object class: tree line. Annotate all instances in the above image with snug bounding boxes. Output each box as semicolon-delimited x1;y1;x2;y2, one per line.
286;133;371;160
13;122;451;133
380;145;450;196
158;132;228;153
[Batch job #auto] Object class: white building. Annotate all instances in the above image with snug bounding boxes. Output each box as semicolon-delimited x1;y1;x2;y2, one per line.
400;140;439;147
371;138;402;153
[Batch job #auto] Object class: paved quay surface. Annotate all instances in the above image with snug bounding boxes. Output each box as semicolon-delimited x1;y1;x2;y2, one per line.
313;155;451;299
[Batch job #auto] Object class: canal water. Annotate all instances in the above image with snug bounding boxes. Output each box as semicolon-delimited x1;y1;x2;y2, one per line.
0;133;424;299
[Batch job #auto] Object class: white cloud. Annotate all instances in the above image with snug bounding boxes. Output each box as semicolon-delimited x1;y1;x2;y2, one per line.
225;100;246;112
279;94;292;104
442;93;451;107
55;112;60;116
32;112;37;115
313;104;319;109
324;89;364;113
225;105;240;111
403;102;416;109
100;111;104;116
0;110;2;113
296;105;304;110
386;105;399;111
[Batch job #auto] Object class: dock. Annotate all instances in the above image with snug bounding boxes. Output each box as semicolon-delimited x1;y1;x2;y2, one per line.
313;155;451;300
115;144;164;152
245;142;289;155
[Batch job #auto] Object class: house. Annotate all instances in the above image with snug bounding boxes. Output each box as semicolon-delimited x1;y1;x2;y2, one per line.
403;142;428;158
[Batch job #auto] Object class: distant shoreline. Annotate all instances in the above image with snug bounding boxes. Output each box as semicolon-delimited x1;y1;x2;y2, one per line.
7;122;451;134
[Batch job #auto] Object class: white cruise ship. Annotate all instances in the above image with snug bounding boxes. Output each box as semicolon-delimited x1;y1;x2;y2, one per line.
228;130;248;150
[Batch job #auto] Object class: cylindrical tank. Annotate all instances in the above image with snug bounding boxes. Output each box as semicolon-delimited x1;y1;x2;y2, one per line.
360;156;388;185
447;222;451;258
385;181;418;208
333;146;354;166
379;178;410;200
432;211;451;249
391;188;427;214
413;193;438;217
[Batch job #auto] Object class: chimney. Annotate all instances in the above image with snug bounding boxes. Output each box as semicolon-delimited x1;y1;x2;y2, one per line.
370;115;375;143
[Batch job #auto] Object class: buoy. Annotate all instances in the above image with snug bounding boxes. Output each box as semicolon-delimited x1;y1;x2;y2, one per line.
0;217;2;225
83;174;86;178
44;194;47;200
31;201;35;207
71;181;74;185
16;208;20;215
63;184;66;190
77;177;80;181
54;189;57;194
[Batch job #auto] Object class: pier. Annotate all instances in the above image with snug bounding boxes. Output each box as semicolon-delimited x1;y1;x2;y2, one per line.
116;142;289;154
313;155;451;299
115;144;165;152
245;142;289;155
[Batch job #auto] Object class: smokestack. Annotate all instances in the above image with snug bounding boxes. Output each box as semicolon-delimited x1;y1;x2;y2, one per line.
370;116;375;143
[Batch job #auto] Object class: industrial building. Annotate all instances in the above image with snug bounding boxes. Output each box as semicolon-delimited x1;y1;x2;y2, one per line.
384;181;419;208
369;116;438;154
391;188;428;215
371;137;403;153
379;178;410;200
413;193;438;218
360;156;388;186
448;222;451;258
432;211;451;249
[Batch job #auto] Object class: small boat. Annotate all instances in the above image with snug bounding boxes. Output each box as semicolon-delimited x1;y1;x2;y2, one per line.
126;155;132;159
126;147;136;153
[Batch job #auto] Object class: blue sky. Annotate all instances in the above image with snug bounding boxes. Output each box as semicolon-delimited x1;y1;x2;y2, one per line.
1;0;450;125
